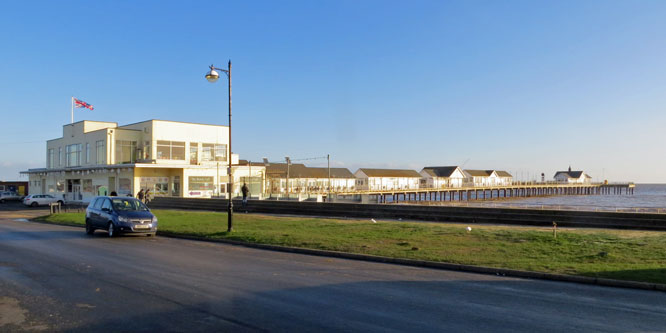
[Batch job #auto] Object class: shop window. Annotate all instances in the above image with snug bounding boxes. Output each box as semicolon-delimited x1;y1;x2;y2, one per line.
118;178;131;195
83;179;93;193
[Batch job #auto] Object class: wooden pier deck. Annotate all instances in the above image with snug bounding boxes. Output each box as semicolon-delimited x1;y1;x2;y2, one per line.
335;183;635;203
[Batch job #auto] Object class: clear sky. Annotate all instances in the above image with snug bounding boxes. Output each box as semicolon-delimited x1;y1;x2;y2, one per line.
1;0;665;183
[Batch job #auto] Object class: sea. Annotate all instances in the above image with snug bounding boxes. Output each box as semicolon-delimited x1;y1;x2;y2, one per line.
499;183;666;209
399;184;666;212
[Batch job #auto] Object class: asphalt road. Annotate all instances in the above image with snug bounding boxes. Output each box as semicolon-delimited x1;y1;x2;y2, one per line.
1;208;666;332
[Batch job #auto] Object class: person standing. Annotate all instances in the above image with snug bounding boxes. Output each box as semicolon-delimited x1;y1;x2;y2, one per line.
241;183;249;208
137;189;145;203
145;189;152;205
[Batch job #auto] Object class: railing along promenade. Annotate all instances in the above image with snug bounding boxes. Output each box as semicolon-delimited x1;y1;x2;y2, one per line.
332;182;635;204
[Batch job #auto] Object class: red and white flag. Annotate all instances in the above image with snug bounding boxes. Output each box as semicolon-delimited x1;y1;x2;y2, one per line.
74;98;94;110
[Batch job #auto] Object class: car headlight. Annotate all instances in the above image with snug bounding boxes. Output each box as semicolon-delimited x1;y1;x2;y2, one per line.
151;216;158;223
118;216;130;223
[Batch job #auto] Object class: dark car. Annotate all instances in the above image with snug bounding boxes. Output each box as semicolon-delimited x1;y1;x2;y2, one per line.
85;196;157;237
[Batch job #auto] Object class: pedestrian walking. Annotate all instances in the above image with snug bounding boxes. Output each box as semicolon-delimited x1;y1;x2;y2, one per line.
145;189;152;205
241;183;249;208
137;189;145;202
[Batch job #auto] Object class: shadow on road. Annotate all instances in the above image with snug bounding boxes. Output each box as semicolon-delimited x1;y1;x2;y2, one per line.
43;279;666;333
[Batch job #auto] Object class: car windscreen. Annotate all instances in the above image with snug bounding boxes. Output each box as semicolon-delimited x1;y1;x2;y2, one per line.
111;198;148;211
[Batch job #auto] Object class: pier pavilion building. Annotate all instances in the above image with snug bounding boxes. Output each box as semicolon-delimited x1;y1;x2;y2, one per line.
463;170;513;187
22;120;263;202
419;166;466;188
354;168;422;191
554;167;592;184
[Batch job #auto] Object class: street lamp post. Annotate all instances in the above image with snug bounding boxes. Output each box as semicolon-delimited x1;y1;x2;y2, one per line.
285;156;291;200
205;60;233;232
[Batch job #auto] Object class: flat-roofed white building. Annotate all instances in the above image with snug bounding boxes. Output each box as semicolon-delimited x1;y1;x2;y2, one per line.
265;163;355;194
354;168;421;191
419;166;466;188
23;120;263;202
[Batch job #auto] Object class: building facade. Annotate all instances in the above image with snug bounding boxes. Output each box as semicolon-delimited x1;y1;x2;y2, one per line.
23;120;262;202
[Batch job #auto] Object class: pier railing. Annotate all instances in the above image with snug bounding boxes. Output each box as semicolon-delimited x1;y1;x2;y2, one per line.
411;201;665;214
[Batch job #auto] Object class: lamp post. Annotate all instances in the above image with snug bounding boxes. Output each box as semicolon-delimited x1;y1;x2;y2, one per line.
205;60;233;232
285;156;291;200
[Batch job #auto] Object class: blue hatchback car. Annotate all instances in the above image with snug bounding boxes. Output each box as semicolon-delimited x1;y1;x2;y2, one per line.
85;196;158;237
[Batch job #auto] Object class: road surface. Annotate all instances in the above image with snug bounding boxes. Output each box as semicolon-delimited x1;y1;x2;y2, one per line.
1;207;665;332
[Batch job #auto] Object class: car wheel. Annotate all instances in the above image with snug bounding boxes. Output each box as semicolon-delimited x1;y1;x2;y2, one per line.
0;199;4;203
107;222;115;237
31;202;38;207
85;220;94;235
57;200;64;205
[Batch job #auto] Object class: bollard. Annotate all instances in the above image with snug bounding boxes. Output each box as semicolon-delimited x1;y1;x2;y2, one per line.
552;221;557;239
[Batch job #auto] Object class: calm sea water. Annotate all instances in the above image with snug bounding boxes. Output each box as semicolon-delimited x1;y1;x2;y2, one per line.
472;184;666;209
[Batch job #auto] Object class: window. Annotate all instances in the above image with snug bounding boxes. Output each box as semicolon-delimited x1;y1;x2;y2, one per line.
201;143;226;162
115;140;137;164
143;141;151;159
85;143;90;164
66;144;82;167
47;149;54;168
156;141;185;160
190;142;198;165
58;147;62;166
93;198;103;209
101;199;112;211
118;178;131;195
83;179;93;192
96;140;105;164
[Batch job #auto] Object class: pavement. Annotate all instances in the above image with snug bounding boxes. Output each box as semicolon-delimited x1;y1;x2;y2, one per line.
1;204;666;332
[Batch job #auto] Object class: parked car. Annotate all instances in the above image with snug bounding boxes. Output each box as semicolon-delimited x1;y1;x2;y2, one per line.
0;191;23;203
85;196;157;237
22;194;63;207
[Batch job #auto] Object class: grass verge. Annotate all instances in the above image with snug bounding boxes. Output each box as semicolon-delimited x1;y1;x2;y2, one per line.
35;209;666;284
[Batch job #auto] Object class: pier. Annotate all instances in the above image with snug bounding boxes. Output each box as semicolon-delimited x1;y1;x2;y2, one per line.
334;183;635;204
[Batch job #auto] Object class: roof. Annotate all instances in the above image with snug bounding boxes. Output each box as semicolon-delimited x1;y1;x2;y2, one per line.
265;163;354;179
495;170;513;177
357;168;422;178
421;166;461;178
237;160;266;167
464;169;493;177
554;171;590;179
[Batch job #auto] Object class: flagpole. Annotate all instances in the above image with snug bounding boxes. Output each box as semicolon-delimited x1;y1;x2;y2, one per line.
71;96;74;124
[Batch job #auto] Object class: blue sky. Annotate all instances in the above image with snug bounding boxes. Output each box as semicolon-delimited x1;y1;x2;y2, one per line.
1;0;665;182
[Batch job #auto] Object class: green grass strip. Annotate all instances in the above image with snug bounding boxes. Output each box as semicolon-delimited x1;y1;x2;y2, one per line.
35;209;666;284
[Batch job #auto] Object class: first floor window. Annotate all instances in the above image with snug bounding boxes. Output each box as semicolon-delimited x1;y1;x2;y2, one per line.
115;140;137;164
96;140;106;164
201;143;227;162
47;149;55;168
156;141;185;160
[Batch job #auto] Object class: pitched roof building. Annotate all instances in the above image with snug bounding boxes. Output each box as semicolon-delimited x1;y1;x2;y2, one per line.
554;167;592;183
354;168;421;191
419;166;466;188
